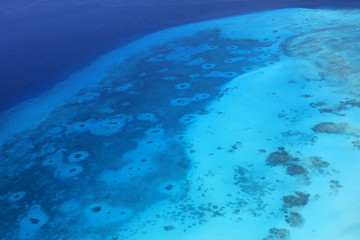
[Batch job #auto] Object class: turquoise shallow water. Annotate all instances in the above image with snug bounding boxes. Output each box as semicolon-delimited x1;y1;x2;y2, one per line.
1;8;360;240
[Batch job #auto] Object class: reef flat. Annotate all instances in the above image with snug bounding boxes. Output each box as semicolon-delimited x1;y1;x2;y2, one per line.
0;8;360;240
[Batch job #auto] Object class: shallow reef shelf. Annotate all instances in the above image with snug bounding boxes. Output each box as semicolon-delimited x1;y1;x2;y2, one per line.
1;8;360;240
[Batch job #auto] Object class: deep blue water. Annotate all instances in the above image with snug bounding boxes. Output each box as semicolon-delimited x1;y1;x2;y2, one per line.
1;0;360;112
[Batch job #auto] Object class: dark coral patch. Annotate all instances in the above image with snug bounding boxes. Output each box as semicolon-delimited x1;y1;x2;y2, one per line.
285;212;304;227
283;191;310;208
286;164;307;176
165;184;174;191
91;206;102;213
352;140;360;150
263;228;290;240
312;122;348;134
30;218;40;224
266;149;298;166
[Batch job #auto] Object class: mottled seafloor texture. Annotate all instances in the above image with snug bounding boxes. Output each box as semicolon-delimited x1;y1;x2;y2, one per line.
1;8;360;240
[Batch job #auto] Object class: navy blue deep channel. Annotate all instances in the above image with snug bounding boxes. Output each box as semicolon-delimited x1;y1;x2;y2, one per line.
1;0;360;112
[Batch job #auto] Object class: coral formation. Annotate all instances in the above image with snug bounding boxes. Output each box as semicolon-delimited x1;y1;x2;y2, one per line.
263;228;290;240
285;212;304;227
283;192;310;208
266;149;299;166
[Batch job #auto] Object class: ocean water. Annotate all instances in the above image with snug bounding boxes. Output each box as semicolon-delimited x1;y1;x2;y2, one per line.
2;0;360;112
1;5;360;240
